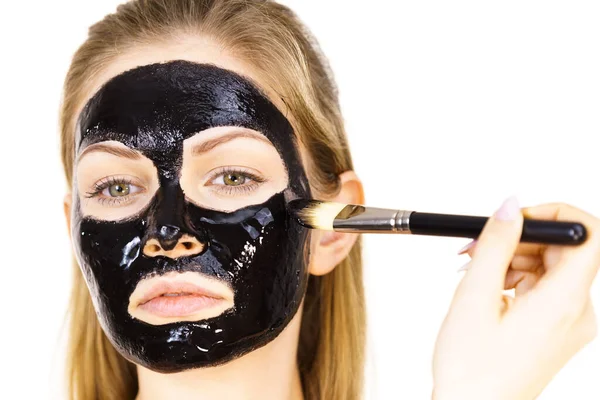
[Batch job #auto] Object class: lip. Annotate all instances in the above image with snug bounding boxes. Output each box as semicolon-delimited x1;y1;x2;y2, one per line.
128;271;234;325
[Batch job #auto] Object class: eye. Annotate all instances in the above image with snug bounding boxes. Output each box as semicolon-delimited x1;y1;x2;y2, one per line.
222;172;248;186
85;176;144;205
105;182;132;197
207;167;266;195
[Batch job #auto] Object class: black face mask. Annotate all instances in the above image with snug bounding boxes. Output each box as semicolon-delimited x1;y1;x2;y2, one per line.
71;61;312;372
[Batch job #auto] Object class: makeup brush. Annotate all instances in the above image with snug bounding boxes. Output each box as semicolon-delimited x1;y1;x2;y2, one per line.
288;199;588;245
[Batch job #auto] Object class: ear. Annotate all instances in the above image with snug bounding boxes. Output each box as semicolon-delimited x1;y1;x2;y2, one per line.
308;171;364;276
64;193;72;240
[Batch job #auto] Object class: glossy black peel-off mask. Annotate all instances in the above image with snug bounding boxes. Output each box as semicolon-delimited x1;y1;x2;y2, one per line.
71;61;312;372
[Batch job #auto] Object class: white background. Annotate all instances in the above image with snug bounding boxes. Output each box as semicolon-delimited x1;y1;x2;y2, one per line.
1;1;599;398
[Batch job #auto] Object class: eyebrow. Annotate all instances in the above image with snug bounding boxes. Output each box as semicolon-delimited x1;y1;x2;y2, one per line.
191;131;272;156
77;143;142;162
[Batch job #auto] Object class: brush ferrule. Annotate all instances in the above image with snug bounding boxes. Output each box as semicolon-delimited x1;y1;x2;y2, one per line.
332;206;414;233
394;210;413;232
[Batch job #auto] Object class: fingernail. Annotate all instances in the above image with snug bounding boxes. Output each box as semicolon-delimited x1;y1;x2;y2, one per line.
494;196;520;221
457;240;477;255
457;261;471;272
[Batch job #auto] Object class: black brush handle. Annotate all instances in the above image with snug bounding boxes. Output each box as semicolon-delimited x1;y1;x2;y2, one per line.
409;212;587;245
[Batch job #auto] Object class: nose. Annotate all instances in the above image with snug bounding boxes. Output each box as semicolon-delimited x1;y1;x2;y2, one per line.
156;224;181;249
143;232;205;259
143;183;204;259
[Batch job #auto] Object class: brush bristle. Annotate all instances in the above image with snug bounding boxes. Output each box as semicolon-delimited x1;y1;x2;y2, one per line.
288;199;347;230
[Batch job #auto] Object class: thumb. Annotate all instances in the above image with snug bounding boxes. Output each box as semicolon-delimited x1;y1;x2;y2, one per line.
454;196;524;314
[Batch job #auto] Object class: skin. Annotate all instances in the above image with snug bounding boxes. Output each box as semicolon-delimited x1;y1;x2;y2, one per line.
64;36;362;400
76;126;293;328
433;198;600;399
63;35;600;399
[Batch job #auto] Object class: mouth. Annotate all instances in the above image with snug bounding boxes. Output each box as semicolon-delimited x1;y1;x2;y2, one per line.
128;271;234;325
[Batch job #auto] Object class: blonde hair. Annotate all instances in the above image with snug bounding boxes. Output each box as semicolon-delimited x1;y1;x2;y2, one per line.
60;1;365;399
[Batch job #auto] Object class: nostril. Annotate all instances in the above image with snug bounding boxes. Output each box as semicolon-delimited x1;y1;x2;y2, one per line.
144;235;202;258
142;239;166;257
147;243;161;253
174;237;204;255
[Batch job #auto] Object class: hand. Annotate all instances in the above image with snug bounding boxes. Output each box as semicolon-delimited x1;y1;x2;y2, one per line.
432;197;600;400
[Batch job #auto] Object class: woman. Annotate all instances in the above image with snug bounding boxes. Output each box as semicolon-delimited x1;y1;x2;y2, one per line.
59;1;600;399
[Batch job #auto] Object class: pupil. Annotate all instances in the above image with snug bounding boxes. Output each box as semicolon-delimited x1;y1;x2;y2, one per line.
109;183;130;197
225;173;245;186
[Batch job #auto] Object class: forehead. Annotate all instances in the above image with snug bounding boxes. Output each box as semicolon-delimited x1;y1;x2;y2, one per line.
76;60;294;153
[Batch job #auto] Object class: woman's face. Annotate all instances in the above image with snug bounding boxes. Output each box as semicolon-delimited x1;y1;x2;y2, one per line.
67;40;315;372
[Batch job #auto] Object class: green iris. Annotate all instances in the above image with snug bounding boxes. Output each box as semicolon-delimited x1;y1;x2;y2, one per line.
109;183;130;197
223;173;246;186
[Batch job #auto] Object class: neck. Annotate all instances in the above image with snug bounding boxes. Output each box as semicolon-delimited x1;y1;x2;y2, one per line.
135;313;304;400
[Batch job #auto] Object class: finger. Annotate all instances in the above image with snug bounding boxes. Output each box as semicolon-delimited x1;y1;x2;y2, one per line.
457;255;542;274
461;240;544;258
504;269;524;290
521;202;563;220
504;269;542;295
514;243;546;257
510;255;543;271
453;196;524;314
464;244;554;274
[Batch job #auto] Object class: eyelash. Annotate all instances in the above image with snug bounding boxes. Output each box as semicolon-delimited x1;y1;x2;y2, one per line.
85;176;142;206
206;167;266;196
84;168;265;207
